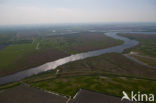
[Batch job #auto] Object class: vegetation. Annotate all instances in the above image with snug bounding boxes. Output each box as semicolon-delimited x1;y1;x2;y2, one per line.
119;33;156;67
0;82;20;90
0;32;15;44
30;75;156;98
0;40;39;76
120;33;156;57
39;32;123;54
129;54;156;67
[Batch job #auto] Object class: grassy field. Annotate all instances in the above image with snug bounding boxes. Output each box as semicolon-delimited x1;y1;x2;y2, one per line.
0;82;20;91
119;33;156;67
0;32;123;77
30;75;156;98
0;40;40;76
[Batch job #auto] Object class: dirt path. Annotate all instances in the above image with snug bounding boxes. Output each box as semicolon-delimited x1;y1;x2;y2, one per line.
36;42;40;50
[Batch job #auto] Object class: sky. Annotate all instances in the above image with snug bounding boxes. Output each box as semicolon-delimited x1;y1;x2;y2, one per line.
0;0;156;25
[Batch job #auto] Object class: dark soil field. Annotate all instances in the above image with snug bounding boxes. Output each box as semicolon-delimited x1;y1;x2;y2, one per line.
69;89;134;103
0;85;67;103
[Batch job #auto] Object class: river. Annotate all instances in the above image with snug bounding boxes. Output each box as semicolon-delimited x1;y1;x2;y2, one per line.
0;32;140;85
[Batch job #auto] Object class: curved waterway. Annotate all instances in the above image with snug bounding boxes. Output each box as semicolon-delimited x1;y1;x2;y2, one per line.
0;32;139;85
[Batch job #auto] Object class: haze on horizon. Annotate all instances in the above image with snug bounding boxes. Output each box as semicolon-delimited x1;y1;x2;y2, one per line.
0;0;156;25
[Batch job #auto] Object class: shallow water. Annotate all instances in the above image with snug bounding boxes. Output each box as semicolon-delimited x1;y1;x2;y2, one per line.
0;32;139;85
0;44;9;51
123;32;156;35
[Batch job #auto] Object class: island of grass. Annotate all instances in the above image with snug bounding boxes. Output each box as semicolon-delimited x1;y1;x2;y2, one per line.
0;32;123;77
119;33;156;67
